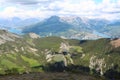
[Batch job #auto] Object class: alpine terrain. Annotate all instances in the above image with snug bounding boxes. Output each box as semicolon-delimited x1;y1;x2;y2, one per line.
0;29;119;80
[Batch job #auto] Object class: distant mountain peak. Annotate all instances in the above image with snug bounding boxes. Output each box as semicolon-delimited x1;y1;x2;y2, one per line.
47;16;60;22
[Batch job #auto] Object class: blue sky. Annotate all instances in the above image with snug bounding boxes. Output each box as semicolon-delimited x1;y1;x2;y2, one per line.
0;0;120;20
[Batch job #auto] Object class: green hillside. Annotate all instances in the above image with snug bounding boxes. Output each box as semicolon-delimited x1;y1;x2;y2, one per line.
0;30;120;79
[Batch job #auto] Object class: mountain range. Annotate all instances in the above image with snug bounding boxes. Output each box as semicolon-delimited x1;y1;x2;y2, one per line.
0;16;120;39
22;16;120;39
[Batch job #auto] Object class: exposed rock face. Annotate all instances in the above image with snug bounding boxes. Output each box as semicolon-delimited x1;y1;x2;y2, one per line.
28;33;40;39
89;55;106;75
64;53;74;65
0;30;20;45
110;38;120;48
81;54;85;58
59;42;70;53
46;54;53;62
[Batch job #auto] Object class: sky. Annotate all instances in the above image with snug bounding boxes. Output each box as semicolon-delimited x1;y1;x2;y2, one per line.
0;0;120;20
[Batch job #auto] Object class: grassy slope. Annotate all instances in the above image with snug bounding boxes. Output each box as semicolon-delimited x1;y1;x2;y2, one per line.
0;36;82;74
0;37;45;74
0;35;120;79
79;38;120;72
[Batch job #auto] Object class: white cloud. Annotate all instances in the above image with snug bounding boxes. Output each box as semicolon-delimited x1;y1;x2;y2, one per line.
0;0;120;20
0;6;56;19
0;7;17;18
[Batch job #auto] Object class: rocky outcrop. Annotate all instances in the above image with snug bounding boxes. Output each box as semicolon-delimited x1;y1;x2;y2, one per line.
59;42;70;53
45;42;73;67
0;30;20;45
89;55;106;75
28;33;40;39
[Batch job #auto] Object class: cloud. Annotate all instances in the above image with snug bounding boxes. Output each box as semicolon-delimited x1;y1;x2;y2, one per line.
0;6;56;19
0;0;120;20
0;7;17;18
0;0;63;5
